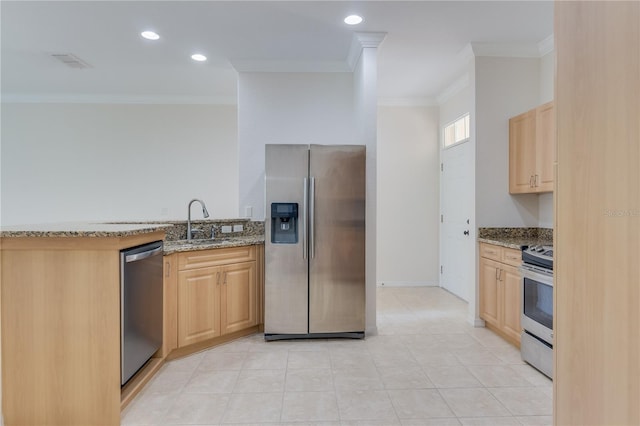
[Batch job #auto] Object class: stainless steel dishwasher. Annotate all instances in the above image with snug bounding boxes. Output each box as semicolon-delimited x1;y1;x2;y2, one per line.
121;240;163;385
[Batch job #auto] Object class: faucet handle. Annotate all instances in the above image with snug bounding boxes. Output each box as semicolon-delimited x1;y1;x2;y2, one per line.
210;225;217;240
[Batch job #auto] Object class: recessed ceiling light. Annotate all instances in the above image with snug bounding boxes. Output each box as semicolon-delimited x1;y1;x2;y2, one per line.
140;31;160;40
191;53;207;62
344;15;363;25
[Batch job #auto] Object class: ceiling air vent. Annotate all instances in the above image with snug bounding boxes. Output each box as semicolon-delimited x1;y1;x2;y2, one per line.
51;53;92;69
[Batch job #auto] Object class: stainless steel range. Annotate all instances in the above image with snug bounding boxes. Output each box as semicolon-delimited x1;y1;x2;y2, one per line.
520;245;553;378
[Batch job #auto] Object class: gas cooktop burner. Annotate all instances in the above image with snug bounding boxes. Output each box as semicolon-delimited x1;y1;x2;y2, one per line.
522;245;553;270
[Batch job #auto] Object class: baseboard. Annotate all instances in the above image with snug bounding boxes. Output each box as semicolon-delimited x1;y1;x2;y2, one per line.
166;325;261;361
121;358;164;411
468;316;486;327
377;281;439;287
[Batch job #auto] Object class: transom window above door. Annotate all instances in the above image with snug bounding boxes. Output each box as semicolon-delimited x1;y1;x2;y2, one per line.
443;113;470;148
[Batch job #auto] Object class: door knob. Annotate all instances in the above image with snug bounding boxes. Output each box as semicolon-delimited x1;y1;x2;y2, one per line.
463;230;470;236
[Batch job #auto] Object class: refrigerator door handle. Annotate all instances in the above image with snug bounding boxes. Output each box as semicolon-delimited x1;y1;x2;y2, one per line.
309;176;316;259
303;177;308;260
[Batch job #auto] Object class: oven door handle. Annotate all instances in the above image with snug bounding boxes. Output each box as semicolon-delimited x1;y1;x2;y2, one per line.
520;265;553;287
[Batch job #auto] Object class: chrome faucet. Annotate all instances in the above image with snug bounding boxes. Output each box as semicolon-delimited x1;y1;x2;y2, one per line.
187;198;210;241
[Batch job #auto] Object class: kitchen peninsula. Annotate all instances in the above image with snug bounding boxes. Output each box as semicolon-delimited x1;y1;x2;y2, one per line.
0;221;264;426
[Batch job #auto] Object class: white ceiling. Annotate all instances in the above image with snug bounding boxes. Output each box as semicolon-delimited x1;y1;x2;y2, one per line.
1;1;553;104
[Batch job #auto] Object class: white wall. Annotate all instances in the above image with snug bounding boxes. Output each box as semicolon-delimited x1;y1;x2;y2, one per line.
440;79;473;127
538;50;555;228
1;103;238;225
539;51;555;104
474;56;541;227
377;106;440;286
237;72;356;221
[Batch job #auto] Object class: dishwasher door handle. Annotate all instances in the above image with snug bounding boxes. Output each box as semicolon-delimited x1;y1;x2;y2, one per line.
125;246;163;263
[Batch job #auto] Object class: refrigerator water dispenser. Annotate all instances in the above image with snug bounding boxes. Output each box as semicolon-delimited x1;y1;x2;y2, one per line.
271;203;298;243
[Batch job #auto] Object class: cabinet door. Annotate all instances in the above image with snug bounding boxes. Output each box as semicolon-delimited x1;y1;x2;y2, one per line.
178;267;221;347
479;258;500;327
221;261;257;335
535;102;555;192
500;264;522;344
509;109;537;194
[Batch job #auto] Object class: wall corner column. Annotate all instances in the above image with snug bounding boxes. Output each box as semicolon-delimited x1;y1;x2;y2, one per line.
352;32;386;336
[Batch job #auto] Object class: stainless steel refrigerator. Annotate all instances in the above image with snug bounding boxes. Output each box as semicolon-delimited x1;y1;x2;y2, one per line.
264;144;366;340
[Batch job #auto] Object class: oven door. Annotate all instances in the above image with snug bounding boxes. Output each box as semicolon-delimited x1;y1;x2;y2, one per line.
521;265;553;345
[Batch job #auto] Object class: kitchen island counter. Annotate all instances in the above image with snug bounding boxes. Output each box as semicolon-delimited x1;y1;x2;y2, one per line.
0;222;172;238
1;225;168;425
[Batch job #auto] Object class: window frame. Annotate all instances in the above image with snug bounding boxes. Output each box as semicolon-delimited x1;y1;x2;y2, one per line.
442;113;470;149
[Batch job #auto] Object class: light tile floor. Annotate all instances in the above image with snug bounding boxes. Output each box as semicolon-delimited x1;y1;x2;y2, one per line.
122;287;552;426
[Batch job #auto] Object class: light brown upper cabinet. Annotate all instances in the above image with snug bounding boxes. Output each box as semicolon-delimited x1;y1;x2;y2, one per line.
509;101;555;194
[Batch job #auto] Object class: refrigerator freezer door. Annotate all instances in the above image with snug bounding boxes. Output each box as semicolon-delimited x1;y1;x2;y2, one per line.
309;145;366;333
265;144;310;334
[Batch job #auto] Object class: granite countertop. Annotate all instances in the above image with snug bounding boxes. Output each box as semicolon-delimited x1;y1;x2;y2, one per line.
477;236;552;250
0;222;173;238
164;235;265;255
477;227;553;250
0;220;266;254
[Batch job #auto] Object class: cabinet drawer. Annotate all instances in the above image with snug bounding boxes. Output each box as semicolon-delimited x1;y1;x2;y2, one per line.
502;247;522;267
479;243;501;261
178;245;256;270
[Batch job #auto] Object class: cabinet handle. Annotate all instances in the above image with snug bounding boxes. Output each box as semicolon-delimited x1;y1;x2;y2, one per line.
223;272;228;285
535;174;539;187
495;268;500;280
498;269;503;281
216;271;221;286
529;175;534;188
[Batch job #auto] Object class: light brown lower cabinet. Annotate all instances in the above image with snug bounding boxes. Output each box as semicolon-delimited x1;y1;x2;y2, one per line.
479;242;522;346
176;245;258;348
1;231;166;426
221;261;258;335
1;236;263;425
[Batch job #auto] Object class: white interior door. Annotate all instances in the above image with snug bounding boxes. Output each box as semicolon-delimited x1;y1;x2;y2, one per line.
440;140;474;301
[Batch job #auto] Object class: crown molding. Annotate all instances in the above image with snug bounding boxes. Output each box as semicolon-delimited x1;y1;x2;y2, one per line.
459;34;554;61
538;34;554;56
471;41;541;58
232;32;386;73
347;32;387;70
436;72;470;105
1;93;238;105
354;32;387;49
457;43;475;64
378;97;437;107
230;59;350;73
